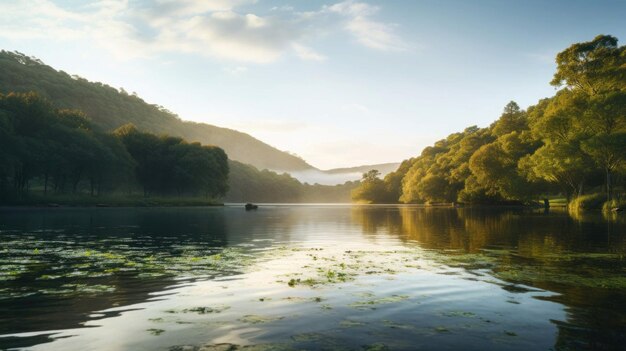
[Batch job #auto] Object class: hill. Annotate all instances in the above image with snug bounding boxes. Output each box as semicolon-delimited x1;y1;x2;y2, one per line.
0;51;313;171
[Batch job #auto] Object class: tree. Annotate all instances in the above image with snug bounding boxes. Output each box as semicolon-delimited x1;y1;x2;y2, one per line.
352;170;388;203
550;35;626;201
469;131;540;200
115;124;229;198
551;34;625;95
519;142;593;201
492;101;528;137
581;132;626;201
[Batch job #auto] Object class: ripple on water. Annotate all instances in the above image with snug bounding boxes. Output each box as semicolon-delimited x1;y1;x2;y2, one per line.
1;206;624;350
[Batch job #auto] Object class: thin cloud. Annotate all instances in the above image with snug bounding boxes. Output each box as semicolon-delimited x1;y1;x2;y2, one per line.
292;43;327;61
0;0;407;62
326;0;407;51
147;0;255;17
148;11;301;63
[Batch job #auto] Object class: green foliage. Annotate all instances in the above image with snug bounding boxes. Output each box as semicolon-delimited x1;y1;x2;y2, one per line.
491;101;527;137
0;92;228;202
519;142;592;200
0;51;312;171
225;161;303;202
379;35;626;207
569;193;607;211
400;126;495;204
351;170;390;203
551;35;625;94
225;160;358;203
115;124;229;197
0;51;362;204
469;131;540;200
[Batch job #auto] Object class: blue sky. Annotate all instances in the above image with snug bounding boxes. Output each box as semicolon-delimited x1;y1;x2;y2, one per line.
0;0;625;169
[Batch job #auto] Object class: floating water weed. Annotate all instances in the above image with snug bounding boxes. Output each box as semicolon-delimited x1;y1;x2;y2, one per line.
349;295;410;310
339;319;366;328
183;305;230;314
239;315;284;324
147;328;165;336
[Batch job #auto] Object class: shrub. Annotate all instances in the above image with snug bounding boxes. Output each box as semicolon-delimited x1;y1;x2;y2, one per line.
569;193;606;211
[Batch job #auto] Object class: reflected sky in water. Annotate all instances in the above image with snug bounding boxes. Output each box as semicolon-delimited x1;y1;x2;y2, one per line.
0;206;624;350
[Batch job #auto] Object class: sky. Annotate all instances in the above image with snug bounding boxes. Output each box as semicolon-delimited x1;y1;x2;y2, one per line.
0;0;625;169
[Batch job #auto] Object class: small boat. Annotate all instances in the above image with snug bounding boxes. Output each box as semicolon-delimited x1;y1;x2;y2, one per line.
245;203;258;210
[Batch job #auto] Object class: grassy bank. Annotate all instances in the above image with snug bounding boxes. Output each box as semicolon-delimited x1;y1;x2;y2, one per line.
568;193;625;212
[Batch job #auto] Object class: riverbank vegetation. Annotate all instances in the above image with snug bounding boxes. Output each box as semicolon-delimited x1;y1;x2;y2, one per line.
0;52;359;205
353;35;626;212
0;92;229;204
0;92;357;205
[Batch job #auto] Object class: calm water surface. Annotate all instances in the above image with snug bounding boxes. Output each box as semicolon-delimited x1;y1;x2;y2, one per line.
0;205;624;350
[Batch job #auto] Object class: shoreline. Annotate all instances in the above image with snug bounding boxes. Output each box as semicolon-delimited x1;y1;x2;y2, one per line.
0;196;224;208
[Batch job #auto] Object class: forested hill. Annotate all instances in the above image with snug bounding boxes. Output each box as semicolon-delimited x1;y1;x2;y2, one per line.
351;35;626;210
0;51;313;172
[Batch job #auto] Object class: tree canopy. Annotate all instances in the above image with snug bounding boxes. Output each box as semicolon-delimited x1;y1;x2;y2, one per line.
351;35;626;208
0;92;229;201
0;51;313;172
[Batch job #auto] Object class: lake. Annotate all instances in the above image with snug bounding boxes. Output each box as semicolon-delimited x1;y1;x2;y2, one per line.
0;205;624;350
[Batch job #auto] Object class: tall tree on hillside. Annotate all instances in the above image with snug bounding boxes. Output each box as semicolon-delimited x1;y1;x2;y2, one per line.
551;35;625;95
550;35;626;201
492;101;528;137
468;102;540;200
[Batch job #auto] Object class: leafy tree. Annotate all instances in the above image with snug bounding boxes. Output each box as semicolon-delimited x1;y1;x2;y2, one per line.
551;35;625;94
0;93;229;203
550;35;626;200
352;170;388;203
581;132;626;200
519;142;592;201
492;101;528;137
0;51;313;172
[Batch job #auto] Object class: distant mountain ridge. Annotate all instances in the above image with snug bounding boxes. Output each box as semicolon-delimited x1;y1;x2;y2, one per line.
0;51;313;171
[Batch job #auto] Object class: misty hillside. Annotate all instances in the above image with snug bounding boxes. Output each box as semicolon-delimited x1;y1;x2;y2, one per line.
0;51;314;171
325;163;400;175
289;162;401;185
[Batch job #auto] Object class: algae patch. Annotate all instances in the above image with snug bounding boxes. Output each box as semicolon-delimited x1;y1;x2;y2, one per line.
349;294;410;310
239;315;284;324
147;328;165;336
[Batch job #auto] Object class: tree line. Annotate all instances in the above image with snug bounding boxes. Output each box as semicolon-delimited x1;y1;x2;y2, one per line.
0;50;312;172
225;160;357;203
353;35;626;210
0;92;229;202
0;91;354;204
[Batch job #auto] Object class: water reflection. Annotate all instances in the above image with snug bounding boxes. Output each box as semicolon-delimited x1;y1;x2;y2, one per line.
352;206;626;350
0;206;624;350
